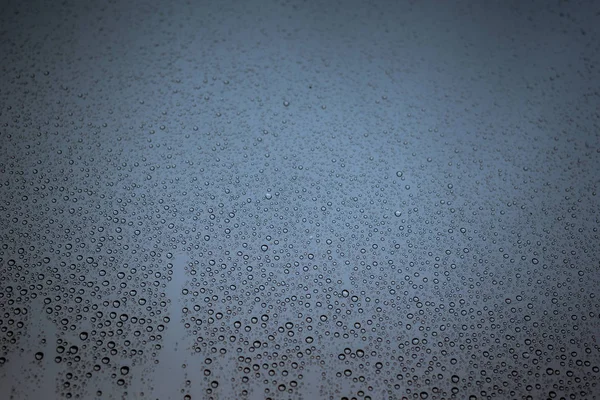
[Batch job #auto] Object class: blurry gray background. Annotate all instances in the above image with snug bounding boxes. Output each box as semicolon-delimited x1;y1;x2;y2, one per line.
1;0;599;399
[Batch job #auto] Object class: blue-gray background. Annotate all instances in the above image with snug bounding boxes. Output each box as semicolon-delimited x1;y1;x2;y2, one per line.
1;0;599;399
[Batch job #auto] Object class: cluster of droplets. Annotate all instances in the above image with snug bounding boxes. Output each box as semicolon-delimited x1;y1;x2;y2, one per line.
1;0;600;398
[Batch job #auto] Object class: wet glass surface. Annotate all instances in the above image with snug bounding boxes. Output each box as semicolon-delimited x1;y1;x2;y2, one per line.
1;0;599;399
